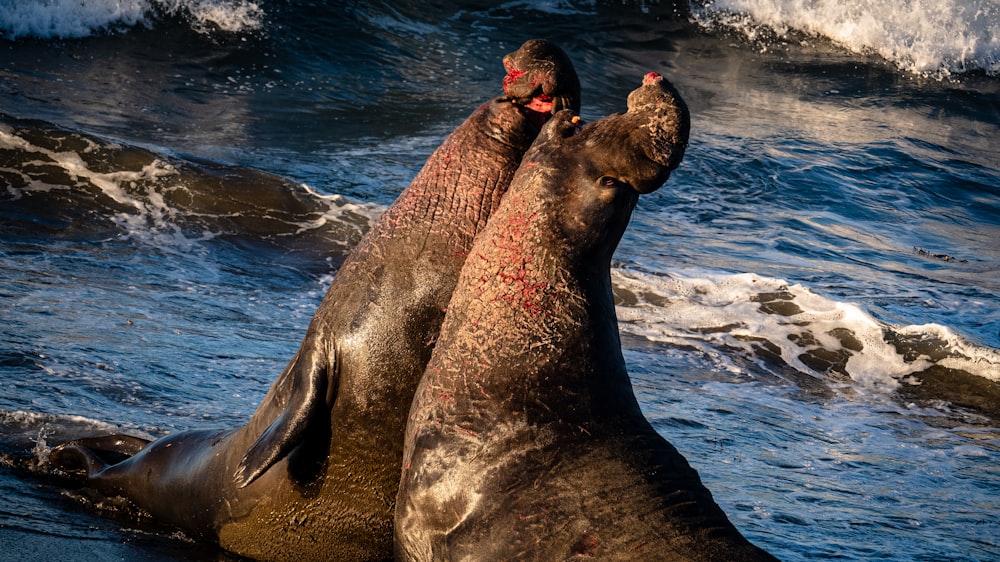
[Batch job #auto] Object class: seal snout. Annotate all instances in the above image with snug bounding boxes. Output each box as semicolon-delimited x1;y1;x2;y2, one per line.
624;72;691;189
501;38;581;117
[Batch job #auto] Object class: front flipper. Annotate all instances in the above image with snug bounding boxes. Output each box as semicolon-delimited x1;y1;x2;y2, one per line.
49;434;150;479
234;346;335;488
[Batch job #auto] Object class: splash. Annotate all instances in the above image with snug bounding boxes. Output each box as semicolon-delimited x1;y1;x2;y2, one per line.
160;0;265;33
0;0;264;39
0;410;128;469
690;0;1000;78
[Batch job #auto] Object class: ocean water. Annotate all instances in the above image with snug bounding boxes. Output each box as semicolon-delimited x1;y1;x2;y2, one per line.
1;1;998;560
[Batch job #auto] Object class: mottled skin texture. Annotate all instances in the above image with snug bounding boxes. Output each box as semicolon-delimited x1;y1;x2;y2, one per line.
49;39;579;562
396;75;779;562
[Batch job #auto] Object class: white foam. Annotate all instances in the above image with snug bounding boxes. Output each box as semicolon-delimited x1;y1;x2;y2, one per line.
1;125;169;206
0;0;147;38
160;0;264;33
612;267;1000;389
0;124;203;246
896;324;1000;382
287;183;384;238
2;122;386;254
691;0;1000;78
0;409;118;433
0;0;263;39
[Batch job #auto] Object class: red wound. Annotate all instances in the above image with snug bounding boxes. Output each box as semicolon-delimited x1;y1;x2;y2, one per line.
502;69;527;94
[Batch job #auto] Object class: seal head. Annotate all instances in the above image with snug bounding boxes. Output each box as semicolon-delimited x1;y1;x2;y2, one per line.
502;38;581;118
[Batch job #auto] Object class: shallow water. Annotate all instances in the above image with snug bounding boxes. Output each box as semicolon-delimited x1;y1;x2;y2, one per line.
1;1;999;560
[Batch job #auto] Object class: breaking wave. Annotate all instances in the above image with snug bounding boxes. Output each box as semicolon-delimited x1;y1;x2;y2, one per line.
690;0;1000;78
0;0;264;39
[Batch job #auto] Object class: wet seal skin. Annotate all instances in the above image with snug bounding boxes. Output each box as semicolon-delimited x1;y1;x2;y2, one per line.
49;39;579;562
396;73;779;561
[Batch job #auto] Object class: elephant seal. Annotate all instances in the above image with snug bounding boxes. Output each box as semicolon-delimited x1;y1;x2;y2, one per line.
395;74;778;561
50;39;579;562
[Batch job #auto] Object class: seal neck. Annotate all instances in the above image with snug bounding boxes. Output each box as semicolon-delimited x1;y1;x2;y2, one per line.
424;187;635;423
368;100;537;260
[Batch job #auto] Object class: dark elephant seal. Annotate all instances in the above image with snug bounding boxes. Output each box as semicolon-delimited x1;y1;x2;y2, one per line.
50;39;579;562
395;73;779;561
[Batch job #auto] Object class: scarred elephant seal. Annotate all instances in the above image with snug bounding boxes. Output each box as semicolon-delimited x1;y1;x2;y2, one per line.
50;39;579;562
395;73;779;561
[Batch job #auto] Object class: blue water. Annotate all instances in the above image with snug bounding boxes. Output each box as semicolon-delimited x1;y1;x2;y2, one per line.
1;1;999;560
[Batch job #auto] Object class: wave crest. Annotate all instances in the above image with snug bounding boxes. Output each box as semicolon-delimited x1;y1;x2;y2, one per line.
691;0;1000;78
0;0;264;39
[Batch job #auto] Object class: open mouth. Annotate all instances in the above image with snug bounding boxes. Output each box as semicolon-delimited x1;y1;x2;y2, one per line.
524;94;554;114
502;66;556;116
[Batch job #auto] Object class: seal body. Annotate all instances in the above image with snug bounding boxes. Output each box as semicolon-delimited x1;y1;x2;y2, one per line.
50;40;579;562
396;74;778;561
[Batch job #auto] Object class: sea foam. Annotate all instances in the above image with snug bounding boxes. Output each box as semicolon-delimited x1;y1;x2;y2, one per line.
0;0;263;39
0;121;380;253
691;0;1000;78
611;267;1000;389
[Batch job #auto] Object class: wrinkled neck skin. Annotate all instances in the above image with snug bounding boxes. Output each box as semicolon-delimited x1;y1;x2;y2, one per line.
189;97;547;557
405;163;643;455
344;98;540;279
396;161;650;562
247;98;541;429
326;97;540;411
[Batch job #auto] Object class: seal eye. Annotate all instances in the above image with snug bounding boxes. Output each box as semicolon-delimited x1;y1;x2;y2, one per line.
598;176;624;189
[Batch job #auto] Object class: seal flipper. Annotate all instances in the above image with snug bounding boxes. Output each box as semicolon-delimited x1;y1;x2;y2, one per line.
234;347;335;488
49;441;131;481
49;433;152;479
63;434;150;457
50;443;112;480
